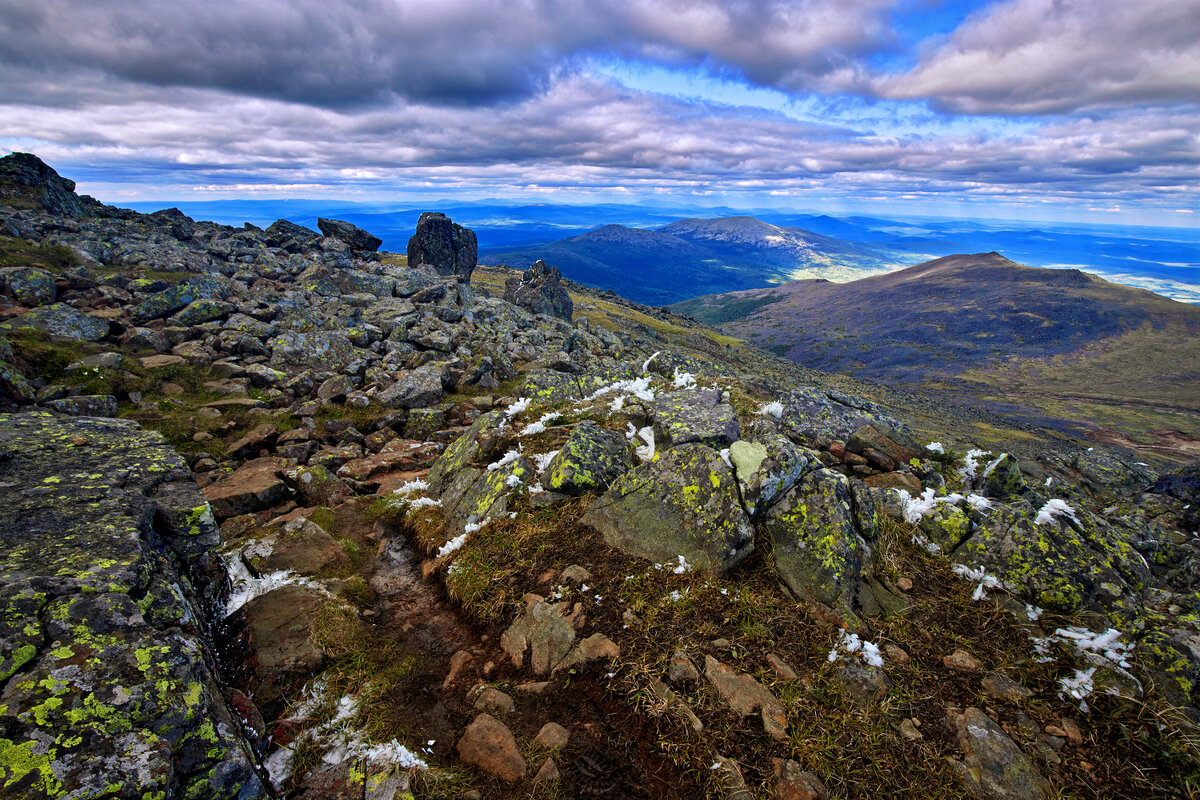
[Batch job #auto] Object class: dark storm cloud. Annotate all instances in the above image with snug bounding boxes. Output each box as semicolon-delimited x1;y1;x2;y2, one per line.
0;0;893;107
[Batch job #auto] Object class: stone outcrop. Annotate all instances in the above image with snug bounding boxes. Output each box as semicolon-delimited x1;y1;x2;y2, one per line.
0;412;263;799
317;217;383;253
407;211;477;282
504;260;573;320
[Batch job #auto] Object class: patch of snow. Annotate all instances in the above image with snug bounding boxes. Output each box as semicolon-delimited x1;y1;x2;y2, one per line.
642;351;661;374
951;563;1010;600
672;368;697;389
532;450;559;474
966;494;993;511
487;449;522;471
436;532;469;558
960;448;991;480
520;411;562;437
827;630;884;668
979;454;1007;480
590;376;655;403
391;479;428;496
895;488;939;524
634;426;655;462
718;448;732;469
504;397;531;417
224;556;326;618
672;555;691;575
505;473;522;488
758;401;784;420
1035;498;1078;526
926;442;945;454
404;496;441;511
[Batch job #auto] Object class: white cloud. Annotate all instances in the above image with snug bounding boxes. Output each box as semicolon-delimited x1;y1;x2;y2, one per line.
879;0;1200;114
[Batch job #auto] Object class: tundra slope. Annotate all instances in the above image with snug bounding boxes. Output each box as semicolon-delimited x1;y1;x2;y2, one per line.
0;152;1198;799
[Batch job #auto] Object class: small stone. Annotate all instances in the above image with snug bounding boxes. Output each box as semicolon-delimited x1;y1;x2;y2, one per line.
899;719;923;741
561;564;592;584
896;576;914;592
443;650;472;691
516;681;550;694
981;673;1032;700
766;653;798;681
771;758;830;800
1060;718;1083;747
884;644;910;665
668;649;701;685
456;713;526;784
534;722;570;750
1043;725;1066;738
943;648;983;673
472;687;514;715
533;757;560;784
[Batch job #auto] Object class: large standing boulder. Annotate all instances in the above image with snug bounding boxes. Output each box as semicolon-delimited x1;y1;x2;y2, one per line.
582;443;754;571
407;212;477;282
316;217;382;252
504;260;573;320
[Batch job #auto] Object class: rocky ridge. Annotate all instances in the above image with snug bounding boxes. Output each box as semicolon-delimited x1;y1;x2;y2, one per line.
0;152;1198;799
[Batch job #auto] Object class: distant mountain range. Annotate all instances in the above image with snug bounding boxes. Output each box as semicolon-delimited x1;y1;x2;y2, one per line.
480;216;904;305
671;252;1200;449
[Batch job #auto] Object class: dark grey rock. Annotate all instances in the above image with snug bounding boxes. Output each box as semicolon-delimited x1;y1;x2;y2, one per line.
407;212;477;282
316;217;382;252
653;388;740;449
504;260;573;320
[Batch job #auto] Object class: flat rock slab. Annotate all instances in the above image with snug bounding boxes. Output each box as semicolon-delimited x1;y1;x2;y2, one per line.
704;655;788;741
457;713;526;783
947;707;1050;800
0;412;262;799
203;456;291;519
653;388;740;449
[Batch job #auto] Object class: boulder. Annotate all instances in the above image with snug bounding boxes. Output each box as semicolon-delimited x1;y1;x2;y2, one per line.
782;387;907;448
729;434;819;518
0;151;90;216
316;217;382;252
283;463;355;507
653;388;740;449
0;266;56;306
504;260;573;320
203;457;291;519
846;424;924;471
264;218;321;249
246;517;347;576
946;707;1050;800
267;331;358;371
542;421;635;495
44;395;119;417
129;276;229;324
582;443;754;572
4;303;109;340
377;362;447;409
407;212;477;282
762;469;875;616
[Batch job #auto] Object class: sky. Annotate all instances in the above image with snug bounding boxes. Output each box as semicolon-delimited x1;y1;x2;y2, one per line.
0;0;1197;226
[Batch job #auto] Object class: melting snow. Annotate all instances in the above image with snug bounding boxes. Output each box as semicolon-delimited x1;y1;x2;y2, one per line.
634;426;655;462
392;479;429;496
520;411;562;437
926;442;945;454
504;397;531;417
758;401;784;420
827;630;884;668
224;556;326;618
487;450;521;471
1035;499;1078;526
951;564;1010;600
960;449;991;480
672;368;697;389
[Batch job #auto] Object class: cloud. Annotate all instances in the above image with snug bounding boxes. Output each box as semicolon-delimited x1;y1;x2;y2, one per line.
0;0;893;107
4;74;1195;211
878;0;1200;114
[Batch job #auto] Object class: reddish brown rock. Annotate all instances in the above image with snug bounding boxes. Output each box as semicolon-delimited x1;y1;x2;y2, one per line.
203;457;290;519
772;758;829;800
457;713;526;783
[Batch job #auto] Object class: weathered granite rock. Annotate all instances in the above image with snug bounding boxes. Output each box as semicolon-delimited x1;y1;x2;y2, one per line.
946;707;1050;800
499;594;618;675
264;218;320;249
542;421;635;495
0;152;90;217
203;457;291;520
729;434;819;518
783;387;907;448
44;394;120;417
846;424;924;472
129;276;230;324
244;517;346;576
283;463;354;507
317;218;382;252
504;260;573;320
377;362;447;409
267;331;359;371
582;443;754;572
653;388;739;449
0;266;56;306
4;303;109;341
0;412;262;799
407;212;477;282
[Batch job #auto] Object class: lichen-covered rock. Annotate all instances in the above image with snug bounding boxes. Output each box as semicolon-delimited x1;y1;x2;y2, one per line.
762;469;872;616
976;453;1033;502
3;303;110;341
283;463;354;507
0;151;90;216
0;412;262;799
129;276;230;324
172;298;235;326
0;266;56;306
730;434;820;518
267;330;358;371
317;217;382;252
264;218;321;249
426;410;507;492
44;394;120;417
543;422;635;495
519;368;587;406
243;517;347;577
951;501;1149;616
377;362;447;409
653;388;739;449
407;212;477;282
783;387;907;448
946;707;1050;800
504;260;573;320
581;443;754;572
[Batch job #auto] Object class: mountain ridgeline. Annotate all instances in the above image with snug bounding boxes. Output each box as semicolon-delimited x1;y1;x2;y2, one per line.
482;215;903;305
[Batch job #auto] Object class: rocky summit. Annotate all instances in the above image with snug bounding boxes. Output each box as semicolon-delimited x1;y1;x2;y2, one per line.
0;152;1197;799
